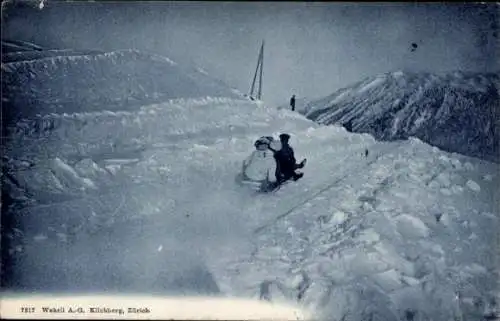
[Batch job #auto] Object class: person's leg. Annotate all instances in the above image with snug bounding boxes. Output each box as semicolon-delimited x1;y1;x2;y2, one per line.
275;161;283;183
281;168;295;182
282;168;295;181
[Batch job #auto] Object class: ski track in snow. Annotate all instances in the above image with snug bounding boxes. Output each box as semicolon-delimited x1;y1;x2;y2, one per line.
4;98;499;320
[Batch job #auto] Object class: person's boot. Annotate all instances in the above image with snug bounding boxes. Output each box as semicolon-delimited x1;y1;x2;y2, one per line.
293;172;304;181
296;159;307;169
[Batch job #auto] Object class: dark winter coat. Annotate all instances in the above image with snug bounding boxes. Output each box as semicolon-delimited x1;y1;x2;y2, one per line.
274;144;297;177
290;96;296;111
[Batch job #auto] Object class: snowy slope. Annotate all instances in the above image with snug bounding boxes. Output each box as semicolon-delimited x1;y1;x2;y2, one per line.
3;95;498;320
304;71;500;163
1;49;241;124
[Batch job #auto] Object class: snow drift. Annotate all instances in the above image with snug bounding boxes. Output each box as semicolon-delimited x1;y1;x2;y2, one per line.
304;71;500;163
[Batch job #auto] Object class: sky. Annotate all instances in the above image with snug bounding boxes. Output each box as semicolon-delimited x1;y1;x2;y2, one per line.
3;1;499;106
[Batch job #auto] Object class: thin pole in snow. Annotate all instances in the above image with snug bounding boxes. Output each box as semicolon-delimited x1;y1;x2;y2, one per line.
249;50;259;98
249;40;264;100
258;40;264;100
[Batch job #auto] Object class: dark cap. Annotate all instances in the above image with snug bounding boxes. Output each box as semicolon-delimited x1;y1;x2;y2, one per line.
279;133;290;141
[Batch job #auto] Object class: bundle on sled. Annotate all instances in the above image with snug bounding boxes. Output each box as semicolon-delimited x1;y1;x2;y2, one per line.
237;134;307;193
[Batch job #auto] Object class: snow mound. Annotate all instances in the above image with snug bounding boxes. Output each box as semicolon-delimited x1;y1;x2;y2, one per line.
395;214;429;238
466;179;481;192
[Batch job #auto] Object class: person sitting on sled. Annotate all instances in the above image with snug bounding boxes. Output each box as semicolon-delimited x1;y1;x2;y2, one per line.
241;136;280;192
270;133;306;183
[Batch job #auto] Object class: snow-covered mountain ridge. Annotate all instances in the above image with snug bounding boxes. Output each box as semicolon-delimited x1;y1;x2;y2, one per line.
1;39;44;53
1;48;106;63
304;71;500;163
1;48;241;124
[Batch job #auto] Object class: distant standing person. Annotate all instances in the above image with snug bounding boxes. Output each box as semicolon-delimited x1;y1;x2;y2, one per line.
290;94;296;111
